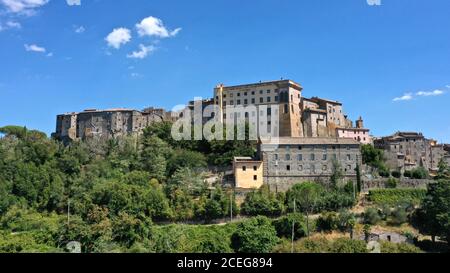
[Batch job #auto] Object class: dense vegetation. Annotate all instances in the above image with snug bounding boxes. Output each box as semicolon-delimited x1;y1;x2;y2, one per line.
0;125;449;253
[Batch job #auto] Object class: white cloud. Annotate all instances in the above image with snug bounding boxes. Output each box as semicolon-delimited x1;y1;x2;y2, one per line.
416;90;445;97
136;16;181;38
6;20;21;28
393;93;413;102
1;0;49;15
74;25;85;33
446;85;450;89
105;27;131;49
66;0;80;6
127;44;156;59
46;52;53;57
24;43;46;53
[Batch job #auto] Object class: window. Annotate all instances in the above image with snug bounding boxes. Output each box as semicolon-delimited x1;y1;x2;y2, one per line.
267;108;272;116
286;165;291;171
237;100;241;105
275;96;279;102
274;154;279;160
298;154;303;161
230;100;234;105
252;91;255;95
237;93;241;97
298;165;303;171
286;154;291;161
284;104;289;114
347;154;351;160
244;92;247;96
267;97;271;103
244;99;248;105
254;175;258;181
260;98;264;103
251;98;255;104
298;146;302;150
310;154;315;161
260;90;263;94
322;154;327;160
242;166;247;171
253;166;257;171
267;90;271;94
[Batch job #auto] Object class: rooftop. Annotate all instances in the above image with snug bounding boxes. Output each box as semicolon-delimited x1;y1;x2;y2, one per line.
215;79;302;91
259;137;360;145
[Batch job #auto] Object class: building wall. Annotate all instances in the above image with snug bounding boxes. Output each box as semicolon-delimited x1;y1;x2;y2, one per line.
233;160;264;189
336;128;372;144
260;139;361;192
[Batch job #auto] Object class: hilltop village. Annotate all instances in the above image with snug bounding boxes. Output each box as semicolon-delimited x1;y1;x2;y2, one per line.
53;79;450;192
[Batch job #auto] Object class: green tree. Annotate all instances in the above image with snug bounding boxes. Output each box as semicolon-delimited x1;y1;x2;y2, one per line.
286;182;323;236
363;207;381;225
241;185;284;217
231;216;279;253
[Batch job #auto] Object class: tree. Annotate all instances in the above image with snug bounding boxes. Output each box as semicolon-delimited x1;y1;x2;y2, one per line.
231;216;279;253
411;167;428;179
363;207;381;225
330;159;344;189
435;159;449;180
286;182;323;236
140;135;171;181
414;180;450;244
272;213;307;240
241;185;284;217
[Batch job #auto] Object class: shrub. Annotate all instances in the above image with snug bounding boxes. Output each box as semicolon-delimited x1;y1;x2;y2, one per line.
379;168;391;178
385;178;398;189
364;208;381;225
411;167;428;179
317;212;339;232
403;170;412;178
330;238;368;253
389;207;408;226
391;170;401;179
272;213;307;240
380;241;422;253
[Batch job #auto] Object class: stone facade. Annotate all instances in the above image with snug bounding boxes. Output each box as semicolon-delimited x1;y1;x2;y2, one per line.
233;157;264;189
53;107;174;142
374;131;450;173
258;137;362;192
211;80;370;143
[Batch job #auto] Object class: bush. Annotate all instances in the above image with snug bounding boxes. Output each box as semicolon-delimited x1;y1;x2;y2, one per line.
330;238;368;253
380;241;422;253
411;167;428;179
272;213;307;240
391;170;401;179
364;208;381;225
385;178;398;189
389;207;408;226
317;212;339;232
379;168;391;178
241;186;284;217
403;170;412;178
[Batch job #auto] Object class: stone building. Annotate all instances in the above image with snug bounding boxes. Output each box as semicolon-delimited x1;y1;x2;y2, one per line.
211;79;369;142
232;137;362;192
214;80;304;137
374;131;450;173
53;107;173;142
233;157;264;189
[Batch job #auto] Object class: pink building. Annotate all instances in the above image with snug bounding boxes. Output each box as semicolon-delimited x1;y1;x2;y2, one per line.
336;117;372;144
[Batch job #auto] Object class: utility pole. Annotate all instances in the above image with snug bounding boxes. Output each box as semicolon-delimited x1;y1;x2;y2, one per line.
67;198;70;226
291;198;296;254
230;190;233;222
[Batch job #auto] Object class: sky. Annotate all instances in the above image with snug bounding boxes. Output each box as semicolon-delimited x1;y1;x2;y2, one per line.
0;0;449;142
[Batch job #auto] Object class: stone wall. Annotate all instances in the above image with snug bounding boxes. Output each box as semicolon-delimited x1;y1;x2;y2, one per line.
362;178;433;192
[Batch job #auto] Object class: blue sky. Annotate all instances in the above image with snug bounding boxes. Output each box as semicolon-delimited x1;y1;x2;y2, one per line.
0;0;449;142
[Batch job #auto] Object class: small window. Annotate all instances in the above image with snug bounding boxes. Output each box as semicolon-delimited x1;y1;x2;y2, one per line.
260;98;264;103
242;166;247;171
347;154;351;160
274;154;279;160
322;154;327;161
237;93;241;97
298;154;303;161
286;165;291;171
254;175;257;181
310;154;315;161
286;154;291;161
253;166;257;171
251;98;255;104
267;97;271;103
